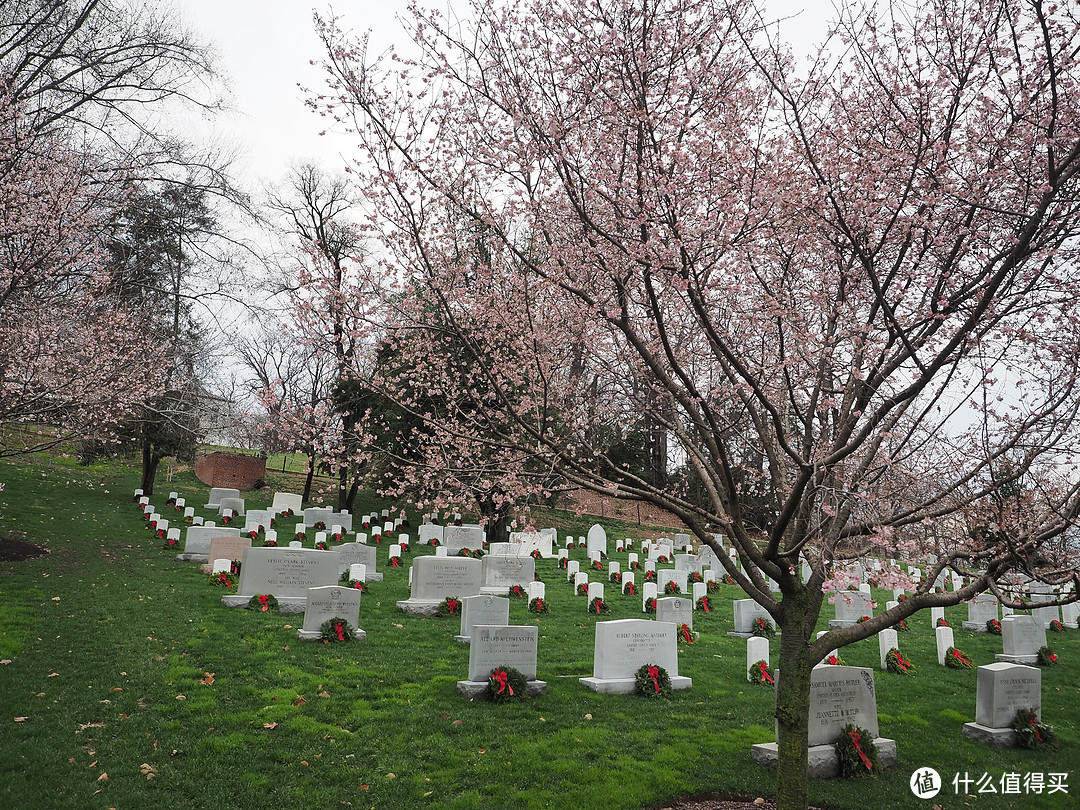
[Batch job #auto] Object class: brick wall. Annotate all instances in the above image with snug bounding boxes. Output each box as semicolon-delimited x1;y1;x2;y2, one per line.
194;451;266;490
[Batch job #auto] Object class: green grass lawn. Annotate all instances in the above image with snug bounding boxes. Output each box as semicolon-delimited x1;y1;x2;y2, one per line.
0;452;1077;809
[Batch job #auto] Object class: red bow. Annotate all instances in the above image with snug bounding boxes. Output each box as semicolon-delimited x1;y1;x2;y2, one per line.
647;665;661;693
847;729;873;770
681;624;692;643
493;670;513;696
258;595;269;612
335;622;345;641
758;662;774;684
701;599;710;612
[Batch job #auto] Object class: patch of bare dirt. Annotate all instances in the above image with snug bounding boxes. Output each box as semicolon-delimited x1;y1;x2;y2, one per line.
0;536;48;562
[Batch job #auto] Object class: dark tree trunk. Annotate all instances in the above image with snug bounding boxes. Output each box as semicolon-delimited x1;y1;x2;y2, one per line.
302;446;316;504
140;434;162;495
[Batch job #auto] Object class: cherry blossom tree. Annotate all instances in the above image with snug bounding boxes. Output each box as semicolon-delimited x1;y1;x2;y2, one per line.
311;1;1080;806
0;88;163;456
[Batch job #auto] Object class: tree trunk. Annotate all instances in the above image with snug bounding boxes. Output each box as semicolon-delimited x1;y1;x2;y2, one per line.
140;434;161;495
774;594;814;810
302;446;316;504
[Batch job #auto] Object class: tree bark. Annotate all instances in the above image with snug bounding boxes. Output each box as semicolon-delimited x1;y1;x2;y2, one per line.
140;434;162;495
774;593;814;810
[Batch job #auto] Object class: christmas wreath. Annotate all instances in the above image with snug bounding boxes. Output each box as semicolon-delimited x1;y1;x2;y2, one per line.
644;597;657;614
707;580;721;593
315;541;329;551
558;558;568;569
825;653;845;666
319;616;355;643
629;560;642;570
677;623;696;644
936;617;950;628
1012;708;1056;750
530;549;542;560
643;570;657;582
944;646;974;669
688;571;704;584
836;724;879;777
986;618;1002;635
664;581;683;595
623;581;637;596
508;584;527;599
752;617;776;638
486;666;528;702
528;597;550;614
893;619;909;632
388;555;402;568
246;594;279;613
696;596;711;613
163;536;179;550
437;596;462;617
748;659;775;685
588;597;610;614
634;663;672;698
1037;645;1059;666
1049;619;1063;632
885;647;916;676
577;583;590;597
208;571;238;588
656;554;670;564
610;571;622;585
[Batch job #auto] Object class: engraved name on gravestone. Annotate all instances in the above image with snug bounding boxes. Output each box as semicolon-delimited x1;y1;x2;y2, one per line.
467;625;539;681
590;619;681;680
975;663;1041;728
233;547;344;599
806;665;879;746
299;585;364;640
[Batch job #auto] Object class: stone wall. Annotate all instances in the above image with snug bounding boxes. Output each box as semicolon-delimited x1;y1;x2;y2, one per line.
194;451;266;491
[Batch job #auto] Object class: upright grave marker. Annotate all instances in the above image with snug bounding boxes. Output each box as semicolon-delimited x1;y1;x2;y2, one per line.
297;585;365;641
962;663;1042;748
579;619;691;694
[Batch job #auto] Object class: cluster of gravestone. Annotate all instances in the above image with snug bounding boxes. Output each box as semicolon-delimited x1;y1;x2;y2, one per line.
132;490;1075;776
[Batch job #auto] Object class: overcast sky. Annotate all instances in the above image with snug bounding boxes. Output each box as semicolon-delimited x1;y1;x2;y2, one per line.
178;0;829;190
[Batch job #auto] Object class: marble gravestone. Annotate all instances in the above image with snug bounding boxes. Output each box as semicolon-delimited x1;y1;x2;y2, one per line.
177;525;242;562
455;595;510;643
443;525;485;554
995;615;1046;664
456;625;546;698
830;590;873;628
199;535;252;574
962;663;1042;748
221;547;345;612
751;665;897;778
586;524;607;558
297;585;365;641
396;556;483;616
579;619;691;694
729;598;773;638
480;555;535;594
963;593;999;631
205;487;240;509
335;542;383;582
656;597;695;639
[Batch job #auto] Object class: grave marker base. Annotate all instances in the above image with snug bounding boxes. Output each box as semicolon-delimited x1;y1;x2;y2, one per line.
221;595;307;613
456;679;547;698
961;722;1027;749
962;621;989;632
827;619;856;630
994;653;1038;664
578;675;692;694
750;739;897;779
396;599;445;617
297;627;367;641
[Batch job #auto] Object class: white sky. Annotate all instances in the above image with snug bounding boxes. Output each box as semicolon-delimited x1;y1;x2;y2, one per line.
177;0;831;190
